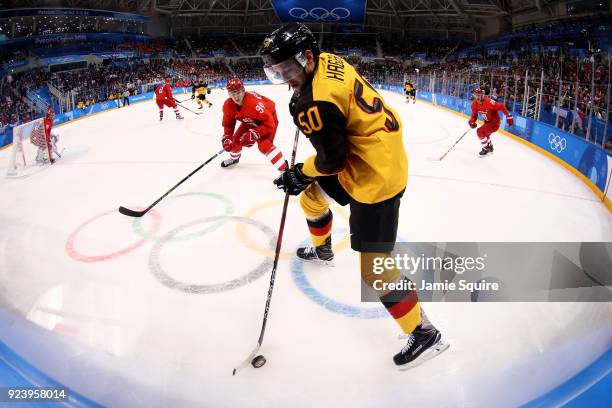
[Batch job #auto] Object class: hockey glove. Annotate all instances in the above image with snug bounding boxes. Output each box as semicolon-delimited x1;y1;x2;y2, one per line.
468;119;477;129
222;134;234;152
191;94;195;100
289;92;299;116
273;163;314;196
240;129;260;147
506;115;514;127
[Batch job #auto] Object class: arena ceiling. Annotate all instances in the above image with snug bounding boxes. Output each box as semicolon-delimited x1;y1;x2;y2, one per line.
2;0;559;36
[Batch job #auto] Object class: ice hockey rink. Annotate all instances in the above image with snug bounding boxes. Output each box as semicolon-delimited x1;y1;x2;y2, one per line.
0;84;611;407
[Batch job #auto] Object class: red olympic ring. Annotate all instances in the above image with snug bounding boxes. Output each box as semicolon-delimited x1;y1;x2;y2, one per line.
66;208;161;263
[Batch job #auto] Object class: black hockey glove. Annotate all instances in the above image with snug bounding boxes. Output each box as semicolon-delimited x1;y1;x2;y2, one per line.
273;163;313;196
289;92;299;116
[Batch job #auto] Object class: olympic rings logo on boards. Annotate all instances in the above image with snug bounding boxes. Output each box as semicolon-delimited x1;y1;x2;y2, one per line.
548;133;567;153
289;7;351;22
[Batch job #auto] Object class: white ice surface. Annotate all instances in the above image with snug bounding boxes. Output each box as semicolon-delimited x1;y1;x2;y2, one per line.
0;85;610;407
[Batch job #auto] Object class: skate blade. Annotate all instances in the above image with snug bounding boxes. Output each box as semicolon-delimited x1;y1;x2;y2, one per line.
297;257;335;267
398;340;450;371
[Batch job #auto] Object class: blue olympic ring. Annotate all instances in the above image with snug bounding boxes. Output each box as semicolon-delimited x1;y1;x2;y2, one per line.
291;228;410;319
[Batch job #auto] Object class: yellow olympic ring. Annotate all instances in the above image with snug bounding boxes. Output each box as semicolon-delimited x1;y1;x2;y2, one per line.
236;197;351;260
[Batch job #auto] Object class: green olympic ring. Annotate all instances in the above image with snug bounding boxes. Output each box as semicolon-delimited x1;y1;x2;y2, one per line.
132;192;234;242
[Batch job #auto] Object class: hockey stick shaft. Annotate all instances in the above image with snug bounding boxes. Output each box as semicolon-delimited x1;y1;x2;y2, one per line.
233;128;300;376
173;98;202;115
174;96;192;103
438;128;471;161
119;149;224;217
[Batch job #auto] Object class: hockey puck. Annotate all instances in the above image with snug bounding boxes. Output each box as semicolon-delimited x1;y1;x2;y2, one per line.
251;355;266;368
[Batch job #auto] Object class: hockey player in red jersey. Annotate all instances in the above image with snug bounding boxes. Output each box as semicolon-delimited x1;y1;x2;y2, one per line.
220;78;287;170
468;88;514;157
155;77;184;121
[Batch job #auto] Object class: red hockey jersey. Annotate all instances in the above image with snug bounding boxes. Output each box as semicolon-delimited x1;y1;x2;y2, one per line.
222;91;278;138
470;98;509;126
155;83;173;101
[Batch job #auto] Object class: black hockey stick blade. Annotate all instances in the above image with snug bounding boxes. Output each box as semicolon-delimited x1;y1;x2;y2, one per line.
118;148;224;218
118;206;147;217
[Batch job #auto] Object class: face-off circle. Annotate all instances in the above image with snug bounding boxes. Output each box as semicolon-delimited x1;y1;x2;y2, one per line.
148;216;276;294
66;207;162;263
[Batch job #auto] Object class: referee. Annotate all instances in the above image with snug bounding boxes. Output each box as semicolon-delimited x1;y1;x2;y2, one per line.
122;88;130;107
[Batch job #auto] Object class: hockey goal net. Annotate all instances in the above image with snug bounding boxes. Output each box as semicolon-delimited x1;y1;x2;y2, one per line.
5;118;57;178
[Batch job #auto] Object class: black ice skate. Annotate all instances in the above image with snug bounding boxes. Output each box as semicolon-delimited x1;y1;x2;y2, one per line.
394;325;449;370
198;105;203;110
159;112;163;122
176;113;184;120
221;158;240;168
479;142;494;157
296;236;334;265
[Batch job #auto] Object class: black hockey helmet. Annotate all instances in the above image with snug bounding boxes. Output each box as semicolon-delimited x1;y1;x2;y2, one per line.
261;23;319;84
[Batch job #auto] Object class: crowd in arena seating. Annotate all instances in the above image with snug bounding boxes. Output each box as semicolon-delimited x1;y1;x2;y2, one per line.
413;44;610;137
173;60;232;83
232;35;266;56
379;37;457;60
229;58;266;81
324;34;378;57
190;36;240;57
49;60;167;107
0;68;51;133
1;15;609;148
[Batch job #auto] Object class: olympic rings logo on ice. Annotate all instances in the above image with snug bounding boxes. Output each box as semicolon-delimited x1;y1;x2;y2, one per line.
288;7;351;22
548;133;567;153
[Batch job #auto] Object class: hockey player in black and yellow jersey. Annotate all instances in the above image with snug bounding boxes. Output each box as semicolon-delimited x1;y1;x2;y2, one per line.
191;79;212;109
262;23;448;369
404;80;416;103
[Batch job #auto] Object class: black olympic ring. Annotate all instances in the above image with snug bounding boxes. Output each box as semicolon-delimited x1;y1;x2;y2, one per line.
148;216;276;294
289;7;351;22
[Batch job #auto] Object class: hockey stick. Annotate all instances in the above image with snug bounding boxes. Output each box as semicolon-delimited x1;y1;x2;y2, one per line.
174;96;193;103
233;127;300;376
118;148;224;217
428;128;471;162
173;98;202;115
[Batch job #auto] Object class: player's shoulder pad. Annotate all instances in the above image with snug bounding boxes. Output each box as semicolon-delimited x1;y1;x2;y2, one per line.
311;53;351;113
